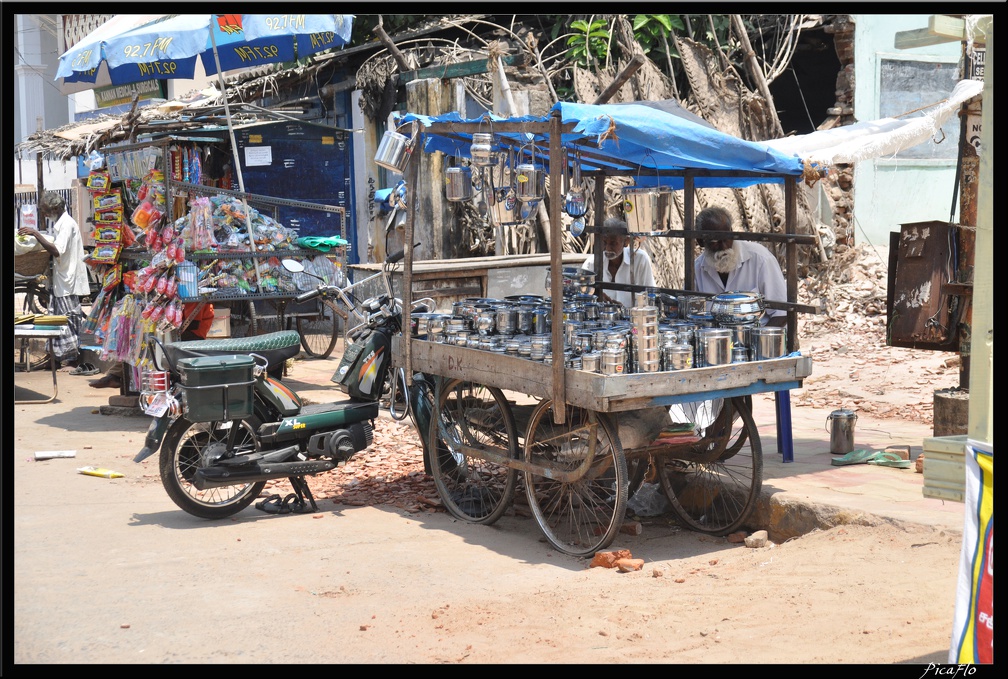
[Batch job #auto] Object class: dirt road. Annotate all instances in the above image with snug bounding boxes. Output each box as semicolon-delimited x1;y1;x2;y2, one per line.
13;357;962;665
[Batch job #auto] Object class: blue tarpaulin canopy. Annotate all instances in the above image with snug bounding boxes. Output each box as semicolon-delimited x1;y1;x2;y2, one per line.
401;101;806;189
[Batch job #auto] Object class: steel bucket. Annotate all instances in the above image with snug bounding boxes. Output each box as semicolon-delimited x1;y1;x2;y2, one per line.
445;166;473;202
826;409;858;455
621;186;672;233
375;129;412;173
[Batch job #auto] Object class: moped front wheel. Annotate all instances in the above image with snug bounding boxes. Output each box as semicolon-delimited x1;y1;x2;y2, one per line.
159;416;266;519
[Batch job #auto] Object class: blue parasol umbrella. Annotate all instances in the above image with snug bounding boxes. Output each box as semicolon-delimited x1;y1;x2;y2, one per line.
56;13;354;191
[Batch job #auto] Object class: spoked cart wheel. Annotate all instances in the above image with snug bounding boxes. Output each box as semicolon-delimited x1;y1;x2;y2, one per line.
429;379;520;525
523;400;627;558
655;396;763;536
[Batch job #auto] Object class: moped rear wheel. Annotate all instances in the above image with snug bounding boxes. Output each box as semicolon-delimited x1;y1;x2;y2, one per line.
160;416;266;519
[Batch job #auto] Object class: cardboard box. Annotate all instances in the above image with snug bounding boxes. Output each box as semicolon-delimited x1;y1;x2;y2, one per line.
205;308;231;338
922;434;967;502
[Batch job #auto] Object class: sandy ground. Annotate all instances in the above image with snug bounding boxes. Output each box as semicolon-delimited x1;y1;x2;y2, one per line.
13;244;973;665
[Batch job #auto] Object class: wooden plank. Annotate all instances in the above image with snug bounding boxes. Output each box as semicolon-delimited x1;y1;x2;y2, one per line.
893;15;966;49
396;336;812;412
398;55;526;85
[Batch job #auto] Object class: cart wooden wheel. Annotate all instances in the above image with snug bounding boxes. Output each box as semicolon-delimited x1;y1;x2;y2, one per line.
655;396;763;536
429;379;519;525
296;299;341;358
523;401;627;558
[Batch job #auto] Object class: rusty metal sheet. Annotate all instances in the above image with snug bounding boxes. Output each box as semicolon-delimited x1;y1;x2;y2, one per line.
887;220;959;351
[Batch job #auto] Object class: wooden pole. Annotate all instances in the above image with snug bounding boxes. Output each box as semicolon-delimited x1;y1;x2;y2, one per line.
593;54;646;105
785;177;798;352
373;17;412;72
548;111;565;424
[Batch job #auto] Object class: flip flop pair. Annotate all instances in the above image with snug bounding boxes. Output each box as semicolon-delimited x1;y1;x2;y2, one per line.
866;451;913;469
68;362;100;376
830;448;879;466
255;493;316;514
830;449;912;469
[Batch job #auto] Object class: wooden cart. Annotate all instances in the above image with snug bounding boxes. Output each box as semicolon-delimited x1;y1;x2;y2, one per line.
393;105;818;557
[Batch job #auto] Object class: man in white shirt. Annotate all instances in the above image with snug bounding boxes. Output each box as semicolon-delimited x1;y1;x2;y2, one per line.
18;192;92;369
693;206;787;328
581;217;656;310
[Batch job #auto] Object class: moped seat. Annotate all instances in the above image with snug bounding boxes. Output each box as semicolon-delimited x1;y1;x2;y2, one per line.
165;330;302;372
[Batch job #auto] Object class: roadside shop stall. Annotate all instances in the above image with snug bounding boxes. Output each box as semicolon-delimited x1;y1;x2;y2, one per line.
387;101;820;557
80;136;348;393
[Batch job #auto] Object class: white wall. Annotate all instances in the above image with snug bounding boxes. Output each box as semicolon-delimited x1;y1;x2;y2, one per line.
851;15;965;247
12;156;79;192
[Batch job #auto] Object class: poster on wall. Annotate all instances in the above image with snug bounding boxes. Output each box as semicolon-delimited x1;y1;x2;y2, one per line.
879;58;961;161
948;438;993;664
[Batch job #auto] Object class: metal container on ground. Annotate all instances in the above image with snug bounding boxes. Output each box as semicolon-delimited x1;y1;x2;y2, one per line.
826;409;858;456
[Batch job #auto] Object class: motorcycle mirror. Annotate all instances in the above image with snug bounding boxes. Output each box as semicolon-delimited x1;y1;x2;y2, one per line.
281;258;305;273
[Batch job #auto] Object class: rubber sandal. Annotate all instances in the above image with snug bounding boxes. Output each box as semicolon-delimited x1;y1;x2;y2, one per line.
866;451;912;469
69;362;100;376
281;493;315;514
255;494;289;514
830;448;880;466
287;495;315;514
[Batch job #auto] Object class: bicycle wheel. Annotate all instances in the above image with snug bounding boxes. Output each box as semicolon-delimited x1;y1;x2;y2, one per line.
228;302;256;339
16;281;50;316
429;379;519;525
296;299;340;358
251;299;291;336
523;401;627;558
656;397;762;536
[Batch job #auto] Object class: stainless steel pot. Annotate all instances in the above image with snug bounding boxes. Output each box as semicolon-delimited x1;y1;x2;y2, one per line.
698;327;733;367
826;409;858;455
654;293;680;320
710;292;765;325
470;132;499;167
750;326;786;360
662;343;693;370
375;129;412;173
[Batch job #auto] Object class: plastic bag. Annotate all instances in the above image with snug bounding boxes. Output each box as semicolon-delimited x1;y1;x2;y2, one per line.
626;482;671;517
20;203;38;230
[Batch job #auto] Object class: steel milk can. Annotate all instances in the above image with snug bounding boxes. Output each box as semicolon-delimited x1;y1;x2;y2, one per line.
826;409;858;455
